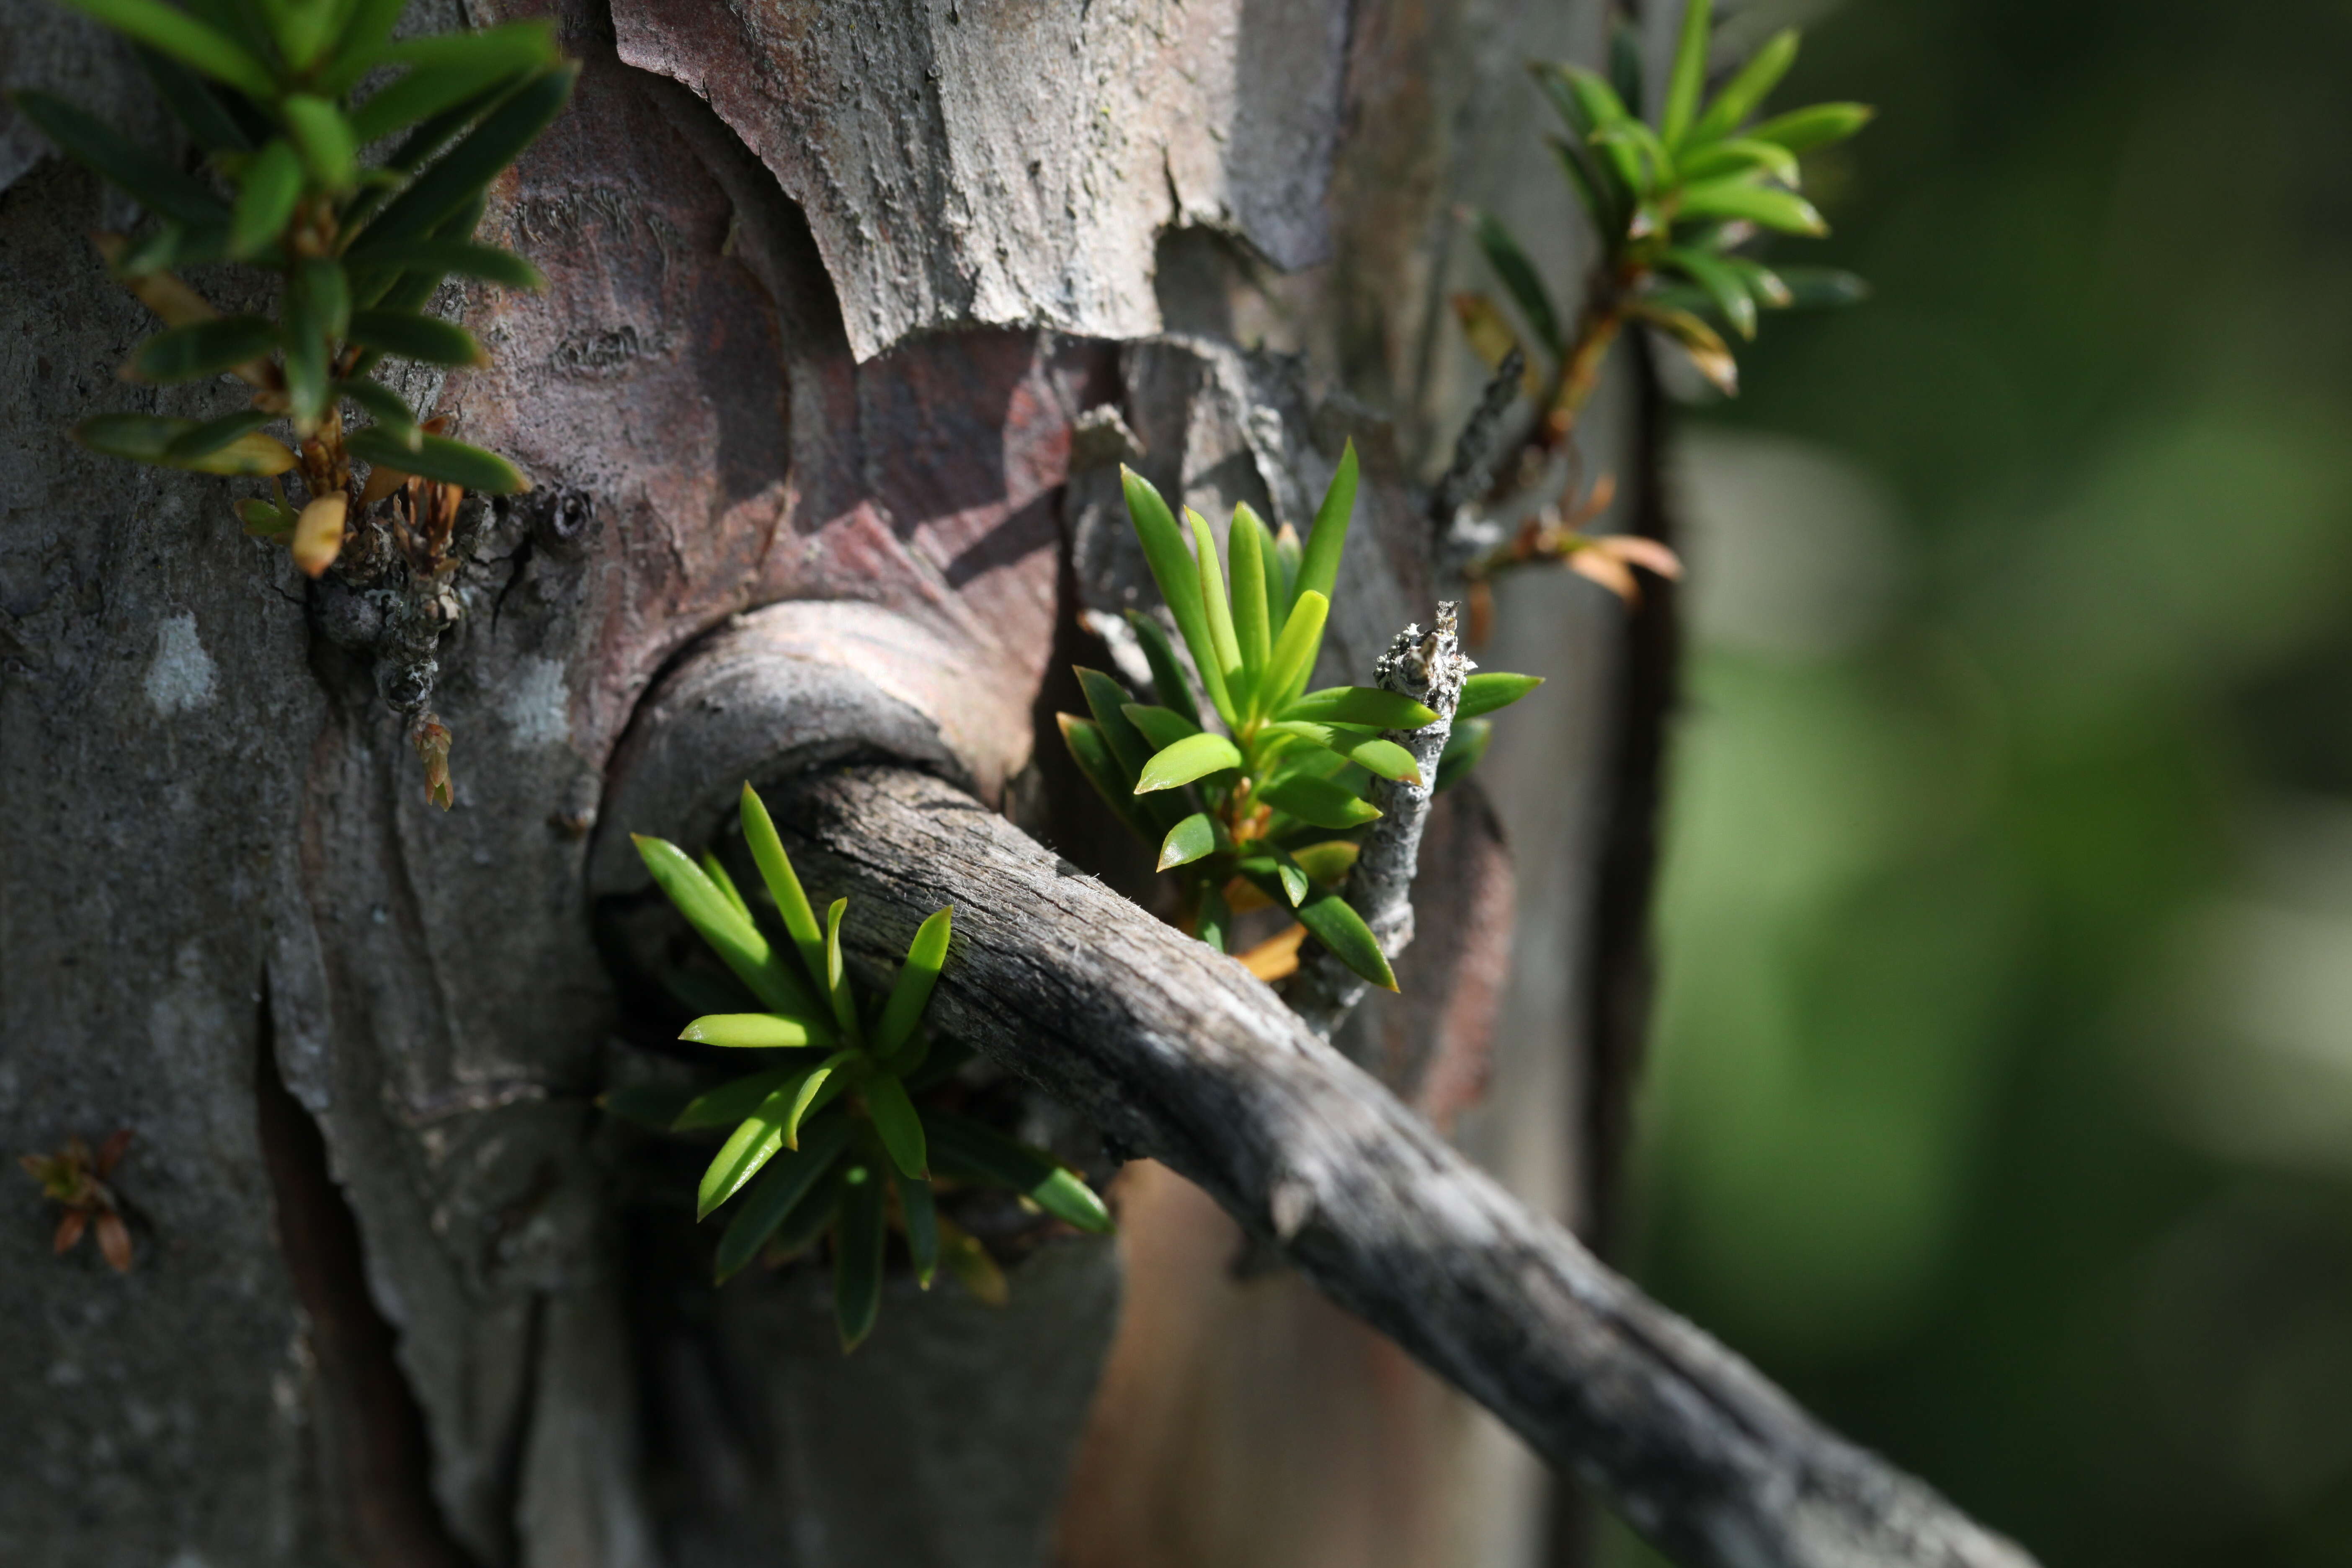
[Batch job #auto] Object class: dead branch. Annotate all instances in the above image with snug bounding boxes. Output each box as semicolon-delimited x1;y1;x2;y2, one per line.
1430;346;1528;547
768;763;2039;1568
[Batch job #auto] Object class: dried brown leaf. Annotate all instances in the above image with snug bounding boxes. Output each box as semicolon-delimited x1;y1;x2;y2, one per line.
291;495;348;578
94;235;217;328
1238;923;1309;982
1467;579;1496;646
1591;534;1684;579
1570;547;1641;605
1566;471;1618;525
358;463;410;508
1221;877;1276;917
94;1211;132;1273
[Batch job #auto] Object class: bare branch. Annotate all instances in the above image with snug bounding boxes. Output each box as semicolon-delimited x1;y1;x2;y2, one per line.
1430;346;1528;543
771;764;2040;1568
1283;603;1472;1038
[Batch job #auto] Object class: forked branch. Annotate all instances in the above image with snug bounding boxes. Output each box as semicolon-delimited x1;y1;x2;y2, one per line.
771;764;2038;1568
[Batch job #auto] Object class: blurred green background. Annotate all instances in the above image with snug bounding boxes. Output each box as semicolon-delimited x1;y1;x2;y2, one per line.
1612;0;2352;1562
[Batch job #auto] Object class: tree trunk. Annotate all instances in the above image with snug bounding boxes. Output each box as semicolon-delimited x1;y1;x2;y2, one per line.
0;3;1842;1566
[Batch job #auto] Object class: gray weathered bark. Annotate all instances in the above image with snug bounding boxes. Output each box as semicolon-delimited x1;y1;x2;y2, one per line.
0;0;2027;1566
1284;603;1473;1038
752;763;2038;1568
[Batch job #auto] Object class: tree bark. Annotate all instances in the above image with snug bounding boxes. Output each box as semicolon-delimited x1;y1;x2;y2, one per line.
0;2;2024;1566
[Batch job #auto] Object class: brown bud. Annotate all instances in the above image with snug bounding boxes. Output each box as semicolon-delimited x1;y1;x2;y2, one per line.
412;715;455;811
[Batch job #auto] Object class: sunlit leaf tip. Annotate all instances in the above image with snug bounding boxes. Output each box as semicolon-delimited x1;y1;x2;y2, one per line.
1135;731;1243;794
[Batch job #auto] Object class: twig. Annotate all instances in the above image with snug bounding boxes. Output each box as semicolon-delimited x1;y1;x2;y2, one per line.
769;765;2039;1568
1282;603;1471;1039
1431;347;1527;555
1435;285;1634;586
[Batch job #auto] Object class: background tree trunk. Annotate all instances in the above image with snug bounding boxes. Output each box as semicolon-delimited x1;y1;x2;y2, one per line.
0;2;1650;1565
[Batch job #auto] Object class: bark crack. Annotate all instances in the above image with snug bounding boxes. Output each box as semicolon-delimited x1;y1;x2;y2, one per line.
254;977;479;1568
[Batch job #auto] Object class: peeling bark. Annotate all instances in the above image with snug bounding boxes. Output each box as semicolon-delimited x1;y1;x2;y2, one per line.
253;983;478;1568
609;0;1350;361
